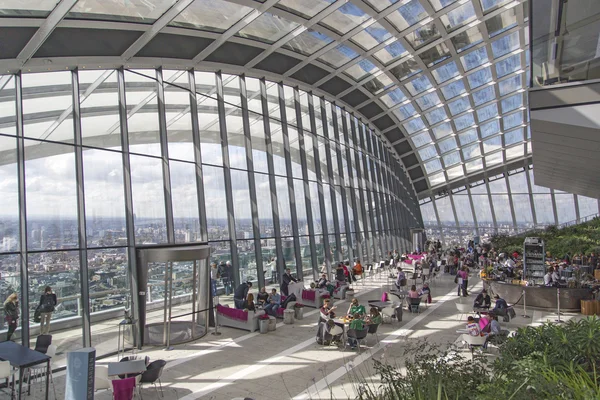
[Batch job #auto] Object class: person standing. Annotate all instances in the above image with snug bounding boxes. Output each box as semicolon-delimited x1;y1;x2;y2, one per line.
38;286;57;335
233;281;252;310
457;266;469;297
219;261;233;296
281;268;298;296
269;258;278;283
4;293;19;341
210;262;219;298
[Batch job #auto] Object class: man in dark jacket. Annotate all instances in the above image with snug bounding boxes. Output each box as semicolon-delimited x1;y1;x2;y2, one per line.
219;261;233;296
280;268;297;296
234;281;252;309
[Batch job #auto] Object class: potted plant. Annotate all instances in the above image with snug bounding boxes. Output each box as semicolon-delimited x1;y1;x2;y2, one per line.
258;313;270;334
294;303;305;320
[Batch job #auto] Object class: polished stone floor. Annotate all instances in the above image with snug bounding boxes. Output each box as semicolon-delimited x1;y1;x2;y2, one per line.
16;270;580;400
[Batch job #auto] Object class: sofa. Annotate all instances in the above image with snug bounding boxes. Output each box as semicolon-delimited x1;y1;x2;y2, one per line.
333;284;350;300
300;289;329;308
216;304;266;332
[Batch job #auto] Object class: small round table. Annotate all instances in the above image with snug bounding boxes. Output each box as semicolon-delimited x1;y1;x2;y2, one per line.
268;316;277;331
283;309;295;324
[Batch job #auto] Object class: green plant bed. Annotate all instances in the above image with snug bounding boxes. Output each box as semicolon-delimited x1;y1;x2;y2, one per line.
490;217;600;258
357;317;600;400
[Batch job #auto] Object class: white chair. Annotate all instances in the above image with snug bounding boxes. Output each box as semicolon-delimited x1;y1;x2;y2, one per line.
381;307;396;324
462;334;487;358
26;344;57;399
94;365;112;393
455;302;473;321
0;360;15;399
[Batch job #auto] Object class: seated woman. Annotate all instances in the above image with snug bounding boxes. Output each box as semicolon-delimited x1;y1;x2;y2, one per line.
256;287;269;308
405;285;420;310
346;298;366;318
473;289;491;309
347;313;365;350
242;293;256;312
366;307;382;325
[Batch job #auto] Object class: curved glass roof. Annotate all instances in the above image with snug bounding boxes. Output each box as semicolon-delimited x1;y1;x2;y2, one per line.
0;0;530;197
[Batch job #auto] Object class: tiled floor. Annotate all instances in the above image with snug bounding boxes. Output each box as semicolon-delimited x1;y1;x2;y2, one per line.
14;270;581;400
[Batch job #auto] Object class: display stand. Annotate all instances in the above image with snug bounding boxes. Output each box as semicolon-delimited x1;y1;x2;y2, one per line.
523;237;545;285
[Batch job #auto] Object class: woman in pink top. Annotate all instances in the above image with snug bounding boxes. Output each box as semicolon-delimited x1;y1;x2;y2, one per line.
457;266;469;297
408;285;419;298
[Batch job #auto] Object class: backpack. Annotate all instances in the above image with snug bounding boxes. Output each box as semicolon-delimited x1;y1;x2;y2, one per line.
41;294;55;313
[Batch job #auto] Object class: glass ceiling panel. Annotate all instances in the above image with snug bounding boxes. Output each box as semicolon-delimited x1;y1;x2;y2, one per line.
415;92;441;111
448;96;471;115
389;59;421;81
344;60;378;81
363;74;393;94
420;43;452;66
440;80;466;99
498;74;523;96
459;129;478;145
501;94;523;113
440;2;476;32
443;151;461;166
491;31;521;58
481;0;513;13
393;103;417;121
365;0;401;12
412;132;433;147
472;85;496;106
467;67;493;89
351;22;393;50
496;54;522;78
429;172;446;185
452;25;484;52
404;117;427;134
373;41;408;65
419;145;438;161
319;2;370;35
438;137;457;153
276;0;334;19
432;61;459;84
318;44;359;68
429;0;460;12
380;88;407;107
405;75;433;96
283;29;333;55
486;8;517;37
386;0;428;32
405;22;441;49
425;158;442;174
0;1;57;17
432;122;453;138
480;119;500;137
238;12;299;44
461;47;489;71
69;0;177;23
425;107;447;124
171;0;251;32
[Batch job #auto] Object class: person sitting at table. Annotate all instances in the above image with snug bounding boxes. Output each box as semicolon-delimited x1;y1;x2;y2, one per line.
263;288;281;317
418;283;432;304
256;287;269;308
347;313;365;350
233;281;252;309
395;267;406;289
242;293;256;312
320;298;337;319
474;289;491;309
366;307;382;325
491;294;509;316
347;298;366;318
343;261;354;283
353;260;363;279
466;316;481;336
